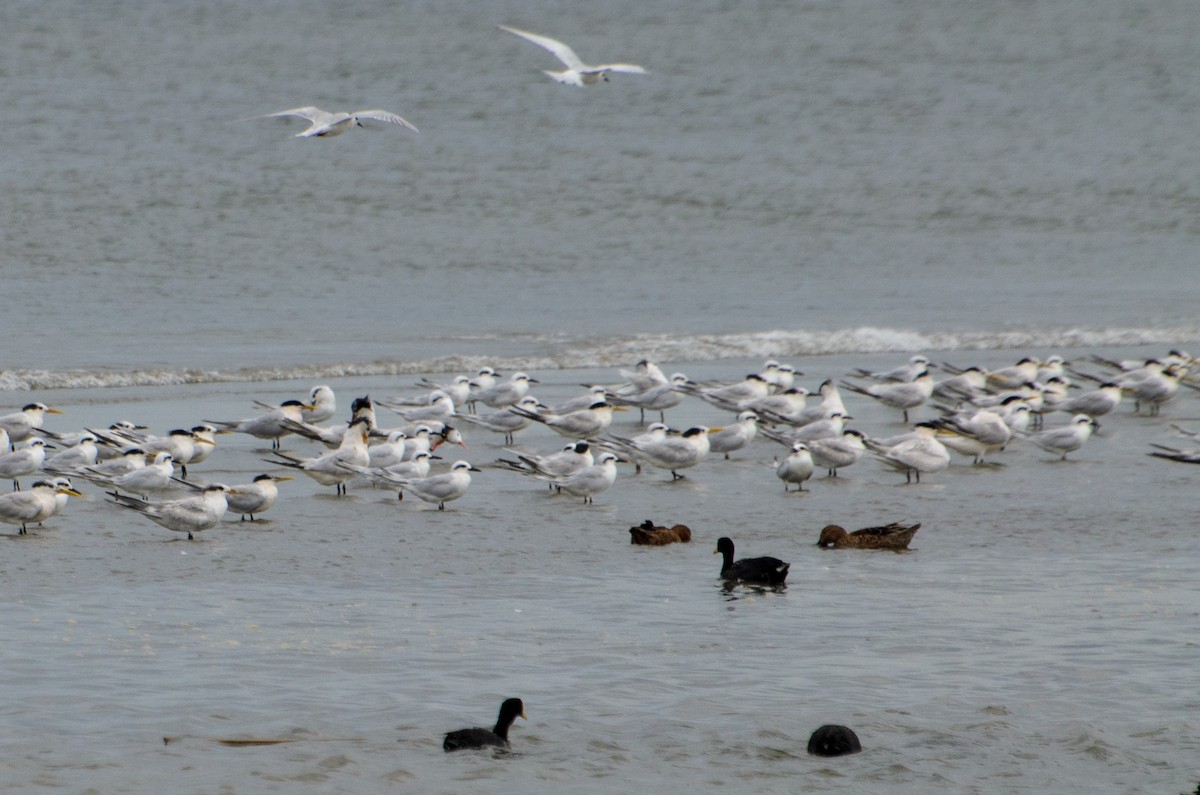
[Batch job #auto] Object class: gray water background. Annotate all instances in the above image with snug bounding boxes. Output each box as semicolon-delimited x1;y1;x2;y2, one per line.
1;0;1199;791
2;0;1198;377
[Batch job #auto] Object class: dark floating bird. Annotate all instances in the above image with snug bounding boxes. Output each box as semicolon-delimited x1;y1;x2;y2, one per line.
443;698;527;752
807;724;862;757
629;519;692;545
816;522;920;551
713;536;789;585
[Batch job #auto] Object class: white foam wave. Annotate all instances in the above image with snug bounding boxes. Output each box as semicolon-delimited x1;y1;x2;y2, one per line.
2;325;1196;392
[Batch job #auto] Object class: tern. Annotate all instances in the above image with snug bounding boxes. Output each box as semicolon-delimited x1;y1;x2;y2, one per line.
841;371;933;423
86;451;176;499
499;25;647;87
546;452;621;504
496;441;594;486
806;429;867;477
775;442;815;491
267;416;371;495
108;484;237;540
0;438;50;489
176;474;292;522
256;106;417;138
0;402;63;443
207;400;313;449
866;423;951;483
386;460;479;510
0;480;83;535
1023;414;1098;461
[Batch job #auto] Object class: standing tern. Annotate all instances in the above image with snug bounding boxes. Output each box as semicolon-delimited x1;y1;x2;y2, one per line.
40;420;143;454
775;443;815;492
0;438;50;489
42;433;99;471
747;388;810;424
547;386;609;416
138;428;215;478
1022;414;1098;461
840;371;933;423
223;474;291;521
303;386;337;423
456;396;543;445
280;394;379;449
546;452;621;504
108;483;237;540
865;423;951;483
615;359;668;393
365;431;409;469
496;441;594;486
499;25;647;87
87;451;176;499
379;391;456;424
708;411;759;459
782;380;848;427
175;474;292;522
0;480;83;535
256;106;418;138
680;374;771;412
187;425;221;466
398;426;438;460
267;416;371;495
931;409;1012;464
607;373;688;423
933;367;988;405
599;422;669;474
986;358;1041;390
0;403;64;443
43;476;80;519
758;361;800;392
806;429;868;477
411;376;473;409
387;460;480;510
512;401;618;439
1120;365;1184;415
1036;355;1069;383
1050;383;1122;418
607;426;716;480
473;372;537;410
61;447;146;485
208;400;313;449
464;367;500;412
336;451;434;499
850;355;930;383
764;411;851;446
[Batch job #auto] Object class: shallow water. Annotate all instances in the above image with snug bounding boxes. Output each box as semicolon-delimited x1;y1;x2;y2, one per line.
3;348;1199;792
2;0;1200;790
2;0;1199;379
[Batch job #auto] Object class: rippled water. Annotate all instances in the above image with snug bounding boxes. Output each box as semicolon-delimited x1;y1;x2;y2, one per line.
5;350;1199;792
3;0;1200;791
4;0;1199;377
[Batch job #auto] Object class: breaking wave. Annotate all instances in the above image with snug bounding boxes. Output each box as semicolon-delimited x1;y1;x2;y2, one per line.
2;325;1196;392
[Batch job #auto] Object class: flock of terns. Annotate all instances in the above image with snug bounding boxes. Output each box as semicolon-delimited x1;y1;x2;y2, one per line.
0;347;1195;546
252;25;647;139
2;347;1195;755
19;11;1193;764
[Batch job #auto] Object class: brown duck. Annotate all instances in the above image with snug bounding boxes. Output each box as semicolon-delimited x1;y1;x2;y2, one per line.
817;522;920;550
629;519;692;545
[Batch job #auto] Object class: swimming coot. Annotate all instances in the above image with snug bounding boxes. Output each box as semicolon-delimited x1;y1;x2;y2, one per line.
443;698;526;752
714;537;789;585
